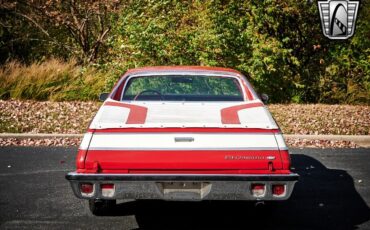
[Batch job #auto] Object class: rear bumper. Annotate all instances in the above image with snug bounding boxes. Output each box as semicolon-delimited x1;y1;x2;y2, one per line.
66;172;298;201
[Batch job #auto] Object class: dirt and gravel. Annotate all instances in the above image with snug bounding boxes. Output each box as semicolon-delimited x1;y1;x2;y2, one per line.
0;137;81;147
0;100;100;134
1;100;369;135
0;100;368;148
269;104;370;135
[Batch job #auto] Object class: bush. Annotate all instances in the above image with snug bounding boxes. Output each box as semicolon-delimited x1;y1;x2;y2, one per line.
0;59;112;101
105;0;369;104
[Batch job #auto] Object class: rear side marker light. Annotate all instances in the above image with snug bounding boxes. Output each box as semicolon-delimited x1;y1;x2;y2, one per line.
272;184;286;197
251;184;266;197
101;184;115;197
80;183;94;196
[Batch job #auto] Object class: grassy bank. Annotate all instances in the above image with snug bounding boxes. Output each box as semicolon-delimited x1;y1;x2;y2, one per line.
0;59;114;101
0;100;368;135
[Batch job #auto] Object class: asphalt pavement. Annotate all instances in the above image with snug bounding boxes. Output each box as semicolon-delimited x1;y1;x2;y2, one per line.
0;147;369;230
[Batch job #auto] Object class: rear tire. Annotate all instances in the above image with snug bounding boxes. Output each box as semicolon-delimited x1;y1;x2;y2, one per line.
89;199;116;216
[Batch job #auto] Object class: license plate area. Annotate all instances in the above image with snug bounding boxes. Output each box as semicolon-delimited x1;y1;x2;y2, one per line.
157;182;212;200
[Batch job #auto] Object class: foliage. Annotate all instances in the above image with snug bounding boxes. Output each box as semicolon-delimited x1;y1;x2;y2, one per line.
0;59;112;101
0;0;369;103
105;0;369;104
0;0;121;63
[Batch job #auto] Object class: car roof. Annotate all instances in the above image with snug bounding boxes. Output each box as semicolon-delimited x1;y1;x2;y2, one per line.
125;66;242;76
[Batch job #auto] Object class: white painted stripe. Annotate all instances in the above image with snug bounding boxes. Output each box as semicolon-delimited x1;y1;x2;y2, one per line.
88;133;279;150
99;105;130;124
80;133;93;150
238;107;273;128
274;134;288;150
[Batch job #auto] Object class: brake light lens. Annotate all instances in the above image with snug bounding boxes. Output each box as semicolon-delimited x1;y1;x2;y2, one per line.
101;184;115;197
251;184;266;197
272;184;286;196
80;183;94;196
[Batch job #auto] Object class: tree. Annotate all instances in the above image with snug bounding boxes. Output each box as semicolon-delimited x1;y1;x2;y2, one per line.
1;0;121;63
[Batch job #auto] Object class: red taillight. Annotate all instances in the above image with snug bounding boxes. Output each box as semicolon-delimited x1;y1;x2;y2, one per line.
101;184;114;189
272;184;286;196
251;184;266;197
80;183;94;195
101;184;115;197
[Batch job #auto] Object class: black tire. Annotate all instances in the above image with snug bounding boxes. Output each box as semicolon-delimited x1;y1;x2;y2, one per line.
89;199;116;216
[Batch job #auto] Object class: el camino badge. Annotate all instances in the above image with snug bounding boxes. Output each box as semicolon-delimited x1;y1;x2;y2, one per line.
225;155;275;160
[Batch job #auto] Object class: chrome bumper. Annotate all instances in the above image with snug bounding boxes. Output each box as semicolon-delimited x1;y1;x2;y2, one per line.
66;172;298;201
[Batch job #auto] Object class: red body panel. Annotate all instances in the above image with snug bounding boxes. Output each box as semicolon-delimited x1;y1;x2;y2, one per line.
76;149;88;169
79;149;287;174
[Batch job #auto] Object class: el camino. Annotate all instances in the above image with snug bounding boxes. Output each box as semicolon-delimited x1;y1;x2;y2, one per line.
66;66;298;215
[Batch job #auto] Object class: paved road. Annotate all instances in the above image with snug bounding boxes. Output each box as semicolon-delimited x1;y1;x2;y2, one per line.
0;147;369;230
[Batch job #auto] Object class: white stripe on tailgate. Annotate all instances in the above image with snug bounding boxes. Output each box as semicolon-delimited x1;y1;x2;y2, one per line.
237;107;271;125
94;105;130;125
87;133;279;150
274;134;288;150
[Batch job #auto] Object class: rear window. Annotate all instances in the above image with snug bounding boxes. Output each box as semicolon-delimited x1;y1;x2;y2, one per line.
121;75;244;101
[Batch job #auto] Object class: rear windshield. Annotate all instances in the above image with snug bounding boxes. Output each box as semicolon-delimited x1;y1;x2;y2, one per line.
121;75;244;101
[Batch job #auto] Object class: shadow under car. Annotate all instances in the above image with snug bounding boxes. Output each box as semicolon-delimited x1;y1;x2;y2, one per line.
99;154;370;230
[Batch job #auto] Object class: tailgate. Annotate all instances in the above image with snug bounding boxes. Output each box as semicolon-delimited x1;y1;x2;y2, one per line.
83;130;285;173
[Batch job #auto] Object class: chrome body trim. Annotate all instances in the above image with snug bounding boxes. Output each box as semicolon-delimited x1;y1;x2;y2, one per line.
174;137;195;142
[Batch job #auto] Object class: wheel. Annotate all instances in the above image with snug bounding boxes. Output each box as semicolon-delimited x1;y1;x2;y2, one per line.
88;199;116;216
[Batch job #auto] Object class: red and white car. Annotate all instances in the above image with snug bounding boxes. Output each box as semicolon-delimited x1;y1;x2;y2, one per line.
66;66;298;215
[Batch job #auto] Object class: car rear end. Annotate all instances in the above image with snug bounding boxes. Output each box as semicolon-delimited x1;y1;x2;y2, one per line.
67;127;297;201
66;67;298;212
